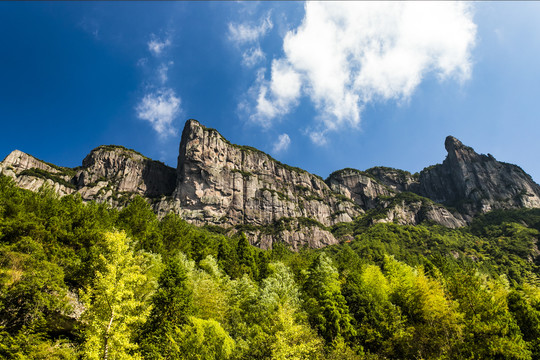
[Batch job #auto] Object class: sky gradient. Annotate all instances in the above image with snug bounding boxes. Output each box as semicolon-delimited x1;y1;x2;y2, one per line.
1;2;540;182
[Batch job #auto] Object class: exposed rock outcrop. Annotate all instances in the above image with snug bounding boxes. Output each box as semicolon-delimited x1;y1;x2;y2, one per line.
0;150;77;196
2;120;540;250
325;167;466;228
77;145;176;200
326;168;395;209
172;120;361;229
372;194;467;228
1;150;60;175
0;145;176;207
236;218;339;251
417;136;540;216
365;166;419;193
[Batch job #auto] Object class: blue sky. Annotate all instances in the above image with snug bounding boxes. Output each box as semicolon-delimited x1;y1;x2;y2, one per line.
2;2;540;182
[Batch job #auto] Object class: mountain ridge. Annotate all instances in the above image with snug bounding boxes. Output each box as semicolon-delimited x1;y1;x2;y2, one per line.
2;119;540;249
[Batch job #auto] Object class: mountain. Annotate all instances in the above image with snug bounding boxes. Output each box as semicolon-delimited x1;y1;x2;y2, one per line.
2;119;540;249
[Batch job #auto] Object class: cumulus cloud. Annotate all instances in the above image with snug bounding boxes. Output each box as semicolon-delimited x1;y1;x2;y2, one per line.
247;2;477;143
148;35;171;56
272;133;291;153
249;60;302;126
228;15;273;44
136;88;181;137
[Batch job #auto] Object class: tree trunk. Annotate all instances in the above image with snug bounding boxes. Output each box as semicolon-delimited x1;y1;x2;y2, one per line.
103;309;115;360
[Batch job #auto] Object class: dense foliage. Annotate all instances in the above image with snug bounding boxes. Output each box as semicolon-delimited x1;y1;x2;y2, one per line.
1;174;540;359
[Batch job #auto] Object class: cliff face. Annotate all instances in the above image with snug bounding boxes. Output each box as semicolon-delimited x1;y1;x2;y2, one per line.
326;168;395;209
326;167;467;228
77;146;176;200
2;120;540;250
0;150;77;196
417;136;540;216
173;120;361;229
0;146;176;207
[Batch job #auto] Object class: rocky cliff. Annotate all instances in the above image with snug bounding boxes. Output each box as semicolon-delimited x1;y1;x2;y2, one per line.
416;136;540;216
325;167;467;228
0;150;77;197
173;120;360;227
166;120;362;248
76;145;176;201
2;120;540;250
0;145;176;207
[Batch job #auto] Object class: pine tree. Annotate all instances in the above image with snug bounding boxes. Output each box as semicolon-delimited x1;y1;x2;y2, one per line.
138;257;193;359
303;253;356;345
236;233;258;279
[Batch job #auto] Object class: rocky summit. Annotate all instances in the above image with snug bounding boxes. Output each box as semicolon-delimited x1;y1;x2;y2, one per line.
2;119;540;249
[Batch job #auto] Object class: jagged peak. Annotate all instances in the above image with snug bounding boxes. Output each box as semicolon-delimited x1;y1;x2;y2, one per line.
444;135;475;155
179;118;323;180
182;118;205;137
182;118;228;144
186;118;201;126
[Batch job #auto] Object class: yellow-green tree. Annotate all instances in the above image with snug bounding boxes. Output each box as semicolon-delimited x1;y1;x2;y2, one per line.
80;231;155;360
448;269;531;360
384;256;463;359
343;264;404;357
171;317;235;360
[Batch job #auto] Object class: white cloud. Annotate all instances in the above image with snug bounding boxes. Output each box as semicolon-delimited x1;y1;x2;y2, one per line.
136;88;181;137
272;133;291;153
247;2;477;143
228;14;273;44
148;35;171;56
250;60;302;126
308;130;328;147
229;13;274;69
242;46;265;67
157;61;174;84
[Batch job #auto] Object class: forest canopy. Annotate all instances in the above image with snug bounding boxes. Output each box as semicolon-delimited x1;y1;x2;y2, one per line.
1;174;540;359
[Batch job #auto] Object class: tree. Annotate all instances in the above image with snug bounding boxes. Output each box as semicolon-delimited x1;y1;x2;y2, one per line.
447;268;531;360
260;262;300;312
226;275;269;359
171;317;235;360
158;213;192;257
261;262;324;359
117;197;162;254
138;256;193;359
217;236;240;279
192;256;229;323
342;264;403;357
80;231;155;360
236;233;258;279
0;239;68;335
382;256;464;359
508;288;540;359
303;253;356;346
270;305;324;360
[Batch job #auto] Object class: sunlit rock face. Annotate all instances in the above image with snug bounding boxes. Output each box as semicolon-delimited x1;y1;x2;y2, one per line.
2;119;540;249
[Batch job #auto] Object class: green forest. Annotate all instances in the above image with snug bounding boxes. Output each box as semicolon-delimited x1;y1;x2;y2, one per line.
2;174;540;360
